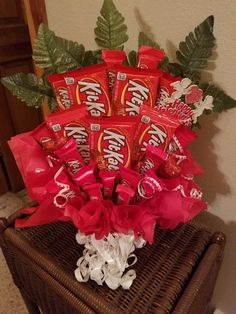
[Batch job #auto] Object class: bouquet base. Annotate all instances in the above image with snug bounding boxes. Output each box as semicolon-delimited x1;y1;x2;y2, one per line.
75;231;146;289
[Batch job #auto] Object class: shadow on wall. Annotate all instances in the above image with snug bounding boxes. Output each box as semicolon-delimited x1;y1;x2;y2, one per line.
196;212;236;314
190;113;231;204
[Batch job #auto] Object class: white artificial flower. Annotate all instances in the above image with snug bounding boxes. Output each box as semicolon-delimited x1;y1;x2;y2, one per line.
192;95;214;123
170;78;192;99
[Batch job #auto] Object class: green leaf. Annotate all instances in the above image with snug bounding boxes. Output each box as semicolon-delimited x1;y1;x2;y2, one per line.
55;36;85;67
94;0;128;49
126;50;138;67
176;16;215;72
48;97;57;112
182;68;201;83
159;56;169;71
33;23;86;72
138;32;160;48
1;73;54;108
200;82;236;112
81;50;98;66
166;62;183;76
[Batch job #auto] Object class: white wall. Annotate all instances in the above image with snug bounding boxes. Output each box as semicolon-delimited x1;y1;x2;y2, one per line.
45;1;236;313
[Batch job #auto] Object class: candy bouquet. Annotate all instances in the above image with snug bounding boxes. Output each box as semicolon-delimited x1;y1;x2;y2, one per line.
2;0;236;290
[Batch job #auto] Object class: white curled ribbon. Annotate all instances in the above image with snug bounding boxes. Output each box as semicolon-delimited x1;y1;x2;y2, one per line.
53;166;75;208
137;174;202;201
74;231;146;290
137;177;163;199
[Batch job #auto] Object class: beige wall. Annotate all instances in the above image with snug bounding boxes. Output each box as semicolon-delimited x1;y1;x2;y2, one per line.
45;1;236;313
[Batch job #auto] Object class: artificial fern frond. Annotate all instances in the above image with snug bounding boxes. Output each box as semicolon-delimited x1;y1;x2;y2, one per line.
200;82;236;112
55;36;86;67
126;50;138;67
33;24;86;72
94;0;128;49
138;32;160;48
176;16;215;72
1;73;54;108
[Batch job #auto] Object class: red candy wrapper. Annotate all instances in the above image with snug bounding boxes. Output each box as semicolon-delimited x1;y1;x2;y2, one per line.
119;166;141;190
138;45;165;69
102;49;126;92
116;184;135;205
135;144;167;175
99;170;119;199
90;117;138;170
54;138;85;174
155;73;181;109
134;105;179;161
62;63;112;117
83;183;103;201
112;65;162;116
48;73;73;110
72;163;97;190
46;107;90;164
31;122;55;146
168;125;197;153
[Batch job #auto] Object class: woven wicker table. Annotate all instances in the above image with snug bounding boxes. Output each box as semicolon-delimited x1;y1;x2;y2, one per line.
0;209;225;314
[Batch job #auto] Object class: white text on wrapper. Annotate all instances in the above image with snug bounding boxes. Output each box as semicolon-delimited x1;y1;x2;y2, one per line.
78;81;106;116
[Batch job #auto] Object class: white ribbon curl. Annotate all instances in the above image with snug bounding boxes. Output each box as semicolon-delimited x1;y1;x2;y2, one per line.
53;166;75;208
75;231;146;290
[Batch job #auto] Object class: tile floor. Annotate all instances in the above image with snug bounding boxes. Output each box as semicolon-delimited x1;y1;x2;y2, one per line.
0;191;29;314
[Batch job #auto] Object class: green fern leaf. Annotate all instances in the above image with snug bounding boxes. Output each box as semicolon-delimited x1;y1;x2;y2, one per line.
48;97;57;112
138;32;160;48
33;23;85;72
182;68;201;83
94;0;128;49
200;82;236;112
126;50;138;67
166;62;183;76
1;73;54;108
81;50;98;66
176;16;215;71
55;36;85;68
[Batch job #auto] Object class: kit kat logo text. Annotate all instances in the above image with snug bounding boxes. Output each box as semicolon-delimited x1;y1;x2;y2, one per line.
67;159;82;174
155;87;169;109
64;123;90;163
140;158;155;175
141;123;167;151
102;129;128;171
77;79;110;116
57;87;71;109
125;80;150;115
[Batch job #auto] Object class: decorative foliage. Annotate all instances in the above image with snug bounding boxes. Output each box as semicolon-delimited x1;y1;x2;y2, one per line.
33;24;79;72
138;32;160;48
94;0;128;49
1;73;55;108
200;82;236;112
176;16;215;82
177;15;215;68
126;50;138;67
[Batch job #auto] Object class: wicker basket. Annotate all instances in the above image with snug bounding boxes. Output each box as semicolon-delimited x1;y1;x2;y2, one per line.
0;208;225;314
